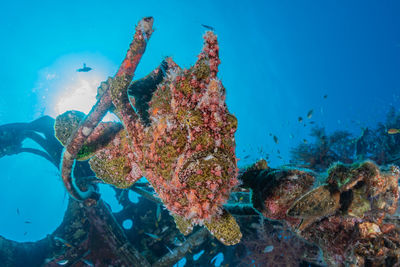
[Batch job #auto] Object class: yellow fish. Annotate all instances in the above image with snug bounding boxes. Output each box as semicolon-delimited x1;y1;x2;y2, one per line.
388;128;400;134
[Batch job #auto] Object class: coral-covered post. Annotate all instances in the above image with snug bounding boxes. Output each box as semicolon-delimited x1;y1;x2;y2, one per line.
61;17;154;201
56;24;243;245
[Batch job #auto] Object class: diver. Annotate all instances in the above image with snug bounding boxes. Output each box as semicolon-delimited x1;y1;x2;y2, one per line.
77;63;92;72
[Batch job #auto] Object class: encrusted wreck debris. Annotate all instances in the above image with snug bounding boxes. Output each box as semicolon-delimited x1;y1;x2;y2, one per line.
57;16;241;246
1;16;400;267
2;116;400;266
241;160;400;266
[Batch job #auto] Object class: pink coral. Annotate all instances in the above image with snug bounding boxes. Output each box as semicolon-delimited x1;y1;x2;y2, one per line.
59;26;242;245
103;31;239;225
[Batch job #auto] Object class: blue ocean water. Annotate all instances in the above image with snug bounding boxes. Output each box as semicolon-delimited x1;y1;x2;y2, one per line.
0;1;399;266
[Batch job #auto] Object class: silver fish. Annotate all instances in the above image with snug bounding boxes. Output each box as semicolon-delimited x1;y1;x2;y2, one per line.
82;259;94;266
263;245;274;253
56;259;69;265
144;232;160;240
164;244;174;254
156;204;161;222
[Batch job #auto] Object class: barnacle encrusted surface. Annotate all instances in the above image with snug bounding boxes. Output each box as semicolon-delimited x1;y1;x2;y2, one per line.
54;110;122;161
83;31;242;245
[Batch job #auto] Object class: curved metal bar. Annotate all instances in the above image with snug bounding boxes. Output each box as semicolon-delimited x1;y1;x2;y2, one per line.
60;17;155;201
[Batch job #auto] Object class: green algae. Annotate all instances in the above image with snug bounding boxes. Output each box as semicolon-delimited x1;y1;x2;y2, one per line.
89;131;135;189
153;126;187;181
54;110;98;161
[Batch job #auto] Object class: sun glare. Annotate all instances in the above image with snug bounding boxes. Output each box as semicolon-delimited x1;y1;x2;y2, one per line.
35;53;119;122
55;74;100;115
54;74;119;122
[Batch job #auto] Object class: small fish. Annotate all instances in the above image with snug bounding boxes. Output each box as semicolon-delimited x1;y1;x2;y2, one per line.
24;220;32;224
298;117;303;123
309;121;315;124
54;236;73;248
24;232;27;236
81;259;94;267
307;110;313;119
323;94;328;99
243;155;250;159
164;244;174;254
263;245;274;253
269;133;272;136
201;24;215;31
77;63;92;72
388;128;400;134
303;139;308;144
273;135;279;144
156;204;162;222
161;226;169;233
16;208;20;215
277;149;280;154
144;232;160;240
56;259;69;266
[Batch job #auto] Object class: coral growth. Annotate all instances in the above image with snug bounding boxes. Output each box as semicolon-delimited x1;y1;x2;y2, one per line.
5;113;400;266
107;31;240;244
290;126;354;171
55;111;122;161
240;159;315;227
291;107;400;171
237;217;322;267
297;162;400;265
56;18;241;245
244;159;400;266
